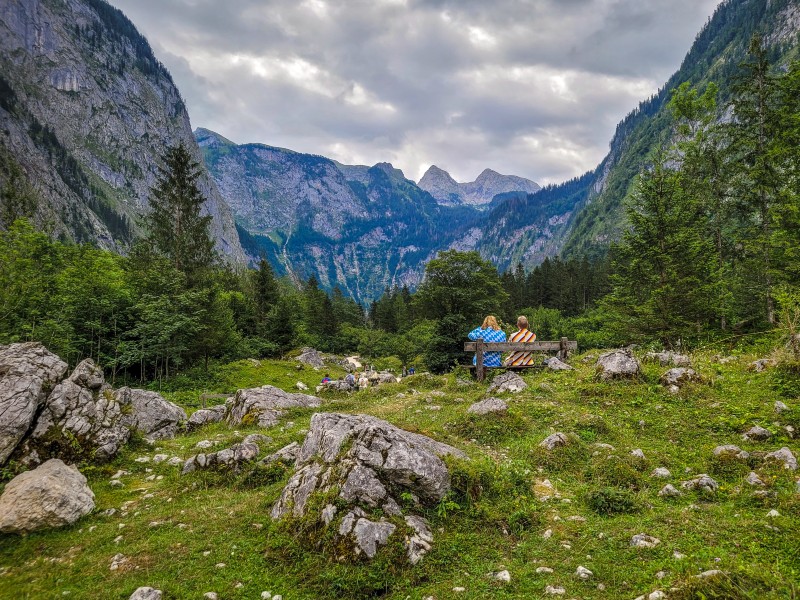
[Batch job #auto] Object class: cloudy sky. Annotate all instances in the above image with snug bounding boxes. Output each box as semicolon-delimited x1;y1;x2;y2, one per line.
111;0;721;185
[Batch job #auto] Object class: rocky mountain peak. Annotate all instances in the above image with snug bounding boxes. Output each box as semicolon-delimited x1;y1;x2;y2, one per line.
418;165;464;206
419;165;540;207
194;128;235;149
372;162;406;181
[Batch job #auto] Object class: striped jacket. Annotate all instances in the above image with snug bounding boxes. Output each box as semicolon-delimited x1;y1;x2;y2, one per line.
468;326;507;367
504;328;537;366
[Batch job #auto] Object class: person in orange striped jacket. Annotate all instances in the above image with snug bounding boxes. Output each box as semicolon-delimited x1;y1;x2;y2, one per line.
504;315;536;366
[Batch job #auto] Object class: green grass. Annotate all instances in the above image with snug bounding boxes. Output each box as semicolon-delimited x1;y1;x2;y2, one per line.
1;351;799;599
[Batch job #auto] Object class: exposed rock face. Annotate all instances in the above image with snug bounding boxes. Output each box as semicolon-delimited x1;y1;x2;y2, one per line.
262;442;300;465
0;459;94;533
596;349;640;380
0;1;244;260
487;371;527;393
116;387;186;440
418;165;541;207
467;397;508;415
660;368;702;387
0;342;68;465
226;385;321;428
20;359;129;464
296;348;325;368
645;351;691;367
181;442;260;475
271;413;465;562
187;405;227;431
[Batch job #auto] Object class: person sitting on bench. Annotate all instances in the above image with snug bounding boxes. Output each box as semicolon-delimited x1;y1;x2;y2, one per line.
468;315;507;367
504;315;537;366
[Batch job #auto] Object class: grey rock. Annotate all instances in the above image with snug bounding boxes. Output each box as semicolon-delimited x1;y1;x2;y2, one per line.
764;447;798;470
226;385;320;428
631;448;646;459
630;533;661;548
353;518;396;558
187;405;227;431
494;569;512;583
745;471;765;486
296;348;325;368
20;359;129;464
751;359;773;372
0;343;68;465
195;440;214;449
645;351;691;367
262;442;300;465
544;357;574;371
181;442;260;475
681;474;719;493
595;349;640;380
467;397;508;415
575;566;593;580
539;432;569;450
0;459;94;533
658;484;682;498
129;588;162;600
404;514;433;564
713;445;750;460
243;433;272;446
651;467;671;478
117;387;186;440
660;368;702;387
742;426;772;441
774;401;789;414
487;371;527;393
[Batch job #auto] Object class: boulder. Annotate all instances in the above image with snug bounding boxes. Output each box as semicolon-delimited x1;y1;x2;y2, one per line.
129;588;162;600
0;342;68;465
539;432;569;450
487;371;527;393
681;474;719;493
19;359;129;465
467;397;508;415
318;380;356;393
187;405;227;431
660;368;702;387
544;357;574;371
296;347;325;368
750;358;774;372
658;484;682;497
742;426;772;441
271;412;465;563
712;445;750;460
116;387;186;440
645;351;691;367
342;356;362;371
262;442;300;465
0;459;94;533
764;447;797;470
182;442;260;475
595;349;640;380
226;385;321;428
630;533;661;548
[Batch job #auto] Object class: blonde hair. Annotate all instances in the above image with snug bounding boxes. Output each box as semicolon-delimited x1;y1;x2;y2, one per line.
482;315;500;330
517;316;529;330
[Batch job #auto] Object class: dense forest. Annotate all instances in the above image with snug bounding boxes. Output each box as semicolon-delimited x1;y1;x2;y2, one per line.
1;37;799;382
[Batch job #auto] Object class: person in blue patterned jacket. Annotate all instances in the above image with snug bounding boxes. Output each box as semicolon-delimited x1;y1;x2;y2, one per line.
468;315;507;367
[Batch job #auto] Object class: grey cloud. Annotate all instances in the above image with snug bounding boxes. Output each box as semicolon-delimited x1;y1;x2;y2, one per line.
110;0;721;184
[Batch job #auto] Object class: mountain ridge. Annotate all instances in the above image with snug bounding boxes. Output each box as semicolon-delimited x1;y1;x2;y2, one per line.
418;164;541;206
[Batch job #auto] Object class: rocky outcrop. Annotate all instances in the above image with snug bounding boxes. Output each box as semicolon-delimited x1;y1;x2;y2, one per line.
296;348;325;368
226;385;321;428
764;447;797;470
181;442;260;475
467;397;508;415
0;459;94;533
271;413;465;562
187;405;227;431
596;349;640;380
0;343;68;465
116;387;186;440
660;368;702;387
487;371;527;393
19;359;130;465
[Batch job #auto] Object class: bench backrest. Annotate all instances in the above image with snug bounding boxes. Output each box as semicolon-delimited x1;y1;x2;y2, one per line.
465;337;577;381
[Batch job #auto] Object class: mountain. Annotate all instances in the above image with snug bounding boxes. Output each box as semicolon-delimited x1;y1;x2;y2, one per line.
418;165;541;206
0;0;244;260
198;128;482;302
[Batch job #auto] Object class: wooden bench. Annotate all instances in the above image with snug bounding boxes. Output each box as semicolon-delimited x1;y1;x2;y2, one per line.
464;337;577;382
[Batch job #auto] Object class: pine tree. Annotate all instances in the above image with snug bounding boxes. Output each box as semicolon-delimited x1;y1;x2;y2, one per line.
146;141;215;283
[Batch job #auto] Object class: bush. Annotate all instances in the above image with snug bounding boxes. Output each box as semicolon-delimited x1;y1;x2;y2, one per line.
451;411;529;444
584;454;645;489
586;487;638;515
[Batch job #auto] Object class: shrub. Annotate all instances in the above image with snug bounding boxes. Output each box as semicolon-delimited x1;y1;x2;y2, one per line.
451;411;529;444
586;487;638;515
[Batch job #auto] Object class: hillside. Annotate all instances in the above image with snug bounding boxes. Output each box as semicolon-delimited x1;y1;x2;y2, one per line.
0;0;244;260
1;347;798;599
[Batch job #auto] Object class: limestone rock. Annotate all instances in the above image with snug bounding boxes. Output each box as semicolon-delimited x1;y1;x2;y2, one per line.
658;484;682;498
651;467;671;478
630;533;661;548
296;382;308;391
271;412;464;562
20;359;129;464
681;474;719;493
645;351;691;367
116;387;187;439
0;459;94;533
745;471;765;486
226;385;321;428
764;447;797;470
774;401;789;414
494;570;511;583
660;368;702;387
296;348;325;368
0;342;68;465
595;349;640;380
539;432;569;450
187;405;227;431
487;371;527;393
129;588;162;600
182;442;260;475
262;442;300;465
750;359;773;372
544;357;574;371
467;397;508;415
742;426;772;441
713;445;750;460
575;566;593;580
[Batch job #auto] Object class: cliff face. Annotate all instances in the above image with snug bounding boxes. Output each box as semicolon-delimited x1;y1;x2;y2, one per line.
418;165;540;207
0;0;244;261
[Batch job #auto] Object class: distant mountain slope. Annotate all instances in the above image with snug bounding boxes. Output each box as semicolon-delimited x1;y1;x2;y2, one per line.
198;128;482;301
418;164;541;206
559;0;800;259
0;0;244;260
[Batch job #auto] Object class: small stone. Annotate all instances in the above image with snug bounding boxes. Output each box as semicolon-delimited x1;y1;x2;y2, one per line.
467;397;508;415
110;480;124;488
651;467;671;478
109;553;127;570
261;593;271;600
575;566;593;580
713;445;749;460
743;426;772;441
745;471;765;487
202;550;211;556
296;382;308;391
544;585;566;595
152;454;168;464
539;432;569;450
536;566;554;574
658;484;682;498
697;570;724;579
542;528;553;539
494;570;511;583
203;594;218;600
764;447;798;470
631;533;661;548
452;587;466;592
113;535;122;543
597;583;606;591
128;588;162;600
167;457;182;466
767;509;780;518
631;448;645;459
655;570;666;579
272;596;282;600
195;440;214;449
673;551;686;560
681;474;719;493
775;401;789;414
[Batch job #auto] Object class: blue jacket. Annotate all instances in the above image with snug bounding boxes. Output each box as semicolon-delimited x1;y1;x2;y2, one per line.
468;327;507;367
